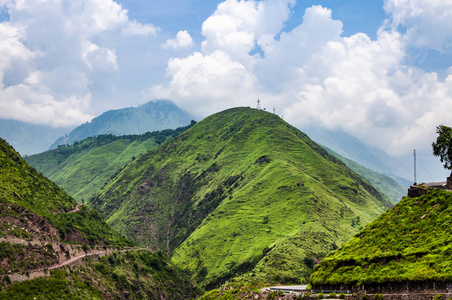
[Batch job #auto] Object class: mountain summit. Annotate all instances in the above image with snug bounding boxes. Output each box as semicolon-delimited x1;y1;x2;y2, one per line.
89;107;392;288
50;100;193;149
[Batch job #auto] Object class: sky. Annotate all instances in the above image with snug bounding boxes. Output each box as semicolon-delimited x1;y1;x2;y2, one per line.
0;0;451;156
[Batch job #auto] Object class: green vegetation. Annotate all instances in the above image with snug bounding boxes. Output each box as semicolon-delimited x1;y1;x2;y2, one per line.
26;122;194;201
1;250;199;299
0;137;131;247
324;147;404;202
310;189;452;286
89;107;391;289
50;100;193;149
432;125;452;170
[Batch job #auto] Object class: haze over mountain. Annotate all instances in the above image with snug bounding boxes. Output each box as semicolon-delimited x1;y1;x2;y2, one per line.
303;126;449;186
89;107;392;289
50;100;193;149
0;119;71;156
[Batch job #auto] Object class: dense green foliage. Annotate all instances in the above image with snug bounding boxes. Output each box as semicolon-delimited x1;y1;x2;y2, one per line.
50;100;193;149
310;189;452;286
89;107;391;289
324;147;405;202
26;122;194;201
432;125;452;170
2;250;199;299
0;137;131;246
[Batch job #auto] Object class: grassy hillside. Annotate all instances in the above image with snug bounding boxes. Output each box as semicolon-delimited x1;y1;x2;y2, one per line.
324;147;405;202
310;188;452;287
0;136;131;247
0;137;199;298
26;123;194;202
2;250;200;299
89;107;392;289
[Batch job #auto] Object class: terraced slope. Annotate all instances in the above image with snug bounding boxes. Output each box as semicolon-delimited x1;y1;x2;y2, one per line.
310;189;452;289
25;123;194;201
0;138;199;298
89;107;392;289
0;136;132;248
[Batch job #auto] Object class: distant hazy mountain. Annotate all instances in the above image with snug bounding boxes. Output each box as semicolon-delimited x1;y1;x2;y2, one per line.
302;126;448;187
0;119;71;156
50;100;193;149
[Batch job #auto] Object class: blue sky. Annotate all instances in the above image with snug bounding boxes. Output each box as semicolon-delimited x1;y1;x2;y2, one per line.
0;0;451;156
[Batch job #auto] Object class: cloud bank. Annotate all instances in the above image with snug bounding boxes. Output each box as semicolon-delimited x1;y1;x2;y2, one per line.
0;0;157;127
148;0;452;154
1;0;450;154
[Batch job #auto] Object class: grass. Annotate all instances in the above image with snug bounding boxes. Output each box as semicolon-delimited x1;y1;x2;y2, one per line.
89;107;392;289
324;147;405;203
1;250;200;299
310;189;452;287
0;137;132;248
25;123;194;202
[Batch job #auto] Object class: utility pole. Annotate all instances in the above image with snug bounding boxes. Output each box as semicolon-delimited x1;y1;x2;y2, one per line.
414;149;417;185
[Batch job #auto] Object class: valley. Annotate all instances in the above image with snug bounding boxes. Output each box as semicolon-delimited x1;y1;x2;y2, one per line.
2;106;451;299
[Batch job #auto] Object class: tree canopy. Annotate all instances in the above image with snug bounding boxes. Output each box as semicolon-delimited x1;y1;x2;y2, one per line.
432;125;452;170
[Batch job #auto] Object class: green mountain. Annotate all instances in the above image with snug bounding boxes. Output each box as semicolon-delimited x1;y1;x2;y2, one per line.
310;188;452;289
89;107;392;289
3;250;200;300
50;100;193;149
324;147;405;203
0;137;198;298
26;123;195;202
0;136;130;247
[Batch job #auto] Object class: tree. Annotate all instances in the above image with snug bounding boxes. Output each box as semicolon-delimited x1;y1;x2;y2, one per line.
432;125;452;171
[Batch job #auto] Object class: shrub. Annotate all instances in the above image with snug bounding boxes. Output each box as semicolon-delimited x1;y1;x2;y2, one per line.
318;293;324;299
362;294;370;300
339;293;346;299
302;293;311;300
329;292;337;298
433;295;443;300
373;294;383;300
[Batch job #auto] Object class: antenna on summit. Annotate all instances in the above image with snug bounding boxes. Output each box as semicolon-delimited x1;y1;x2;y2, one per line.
256;98;261;110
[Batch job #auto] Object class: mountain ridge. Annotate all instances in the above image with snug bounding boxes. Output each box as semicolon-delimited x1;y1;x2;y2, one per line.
88;107;392;289
50;100;193;149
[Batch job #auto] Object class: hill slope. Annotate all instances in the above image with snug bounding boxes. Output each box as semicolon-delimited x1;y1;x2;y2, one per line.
0;137;199;298
50;100;193;149
89;107;392;289
26;123;194;202
310;188;452;290
323;147;405;202
0;137;131;249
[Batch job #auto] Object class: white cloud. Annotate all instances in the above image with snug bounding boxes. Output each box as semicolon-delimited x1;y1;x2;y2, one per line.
162;30;194;50
122;20;158;36
201;0;294;66
0;0;157;127
383;0;452;50
146;50;259;117
150;0;452;155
